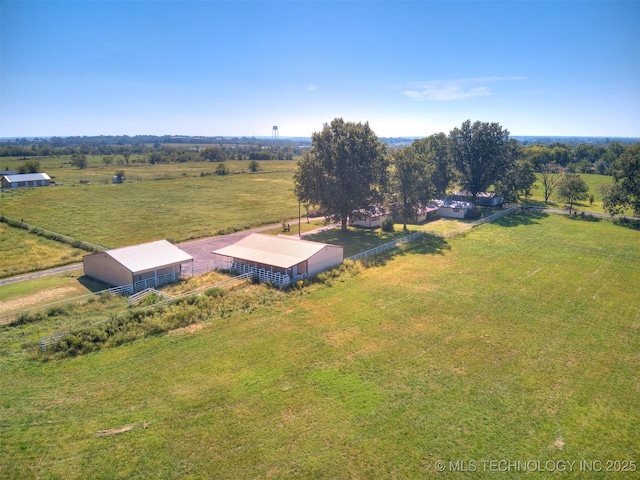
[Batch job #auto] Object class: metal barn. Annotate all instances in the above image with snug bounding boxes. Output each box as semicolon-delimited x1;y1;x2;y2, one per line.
211;233;343;283
83;240;193;291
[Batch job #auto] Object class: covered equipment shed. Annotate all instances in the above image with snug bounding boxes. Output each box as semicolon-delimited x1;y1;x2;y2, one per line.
83;240;193;291
212;233;343;282
1;173;51;189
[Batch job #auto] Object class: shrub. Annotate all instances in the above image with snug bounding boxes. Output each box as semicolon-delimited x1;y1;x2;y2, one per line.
205;287;225;298
9;311;44;327
46;305;68;317
381;217;395;232
215;163;229;175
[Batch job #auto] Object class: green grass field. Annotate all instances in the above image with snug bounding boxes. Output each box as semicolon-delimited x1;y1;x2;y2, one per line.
0;223;86;278
1;213;638;479
0;160;299;249
529;173;616;213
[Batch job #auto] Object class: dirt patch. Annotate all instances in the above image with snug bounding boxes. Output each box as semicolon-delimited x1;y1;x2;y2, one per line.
95;425;134;437
0;286;78;314
168;323;203;335
551;436;565;450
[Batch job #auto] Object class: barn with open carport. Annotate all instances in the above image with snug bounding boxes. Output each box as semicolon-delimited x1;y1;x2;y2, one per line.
211;233;343;285
83;240;194;292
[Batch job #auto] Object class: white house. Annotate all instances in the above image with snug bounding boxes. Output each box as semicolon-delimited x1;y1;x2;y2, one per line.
451;191;504;207
350;206;390;228
431;199;475;219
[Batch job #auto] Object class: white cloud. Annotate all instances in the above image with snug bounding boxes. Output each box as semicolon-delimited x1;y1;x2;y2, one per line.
306;84;317;92
403;76;525;101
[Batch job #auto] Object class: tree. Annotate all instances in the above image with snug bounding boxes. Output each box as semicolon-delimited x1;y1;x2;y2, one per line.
496;154;537;204
540;162;561;204
410;133;453;197
71;153;88;169
102;156;113;166
200;146;227;162
602;142;640;216
215;162;229;176
390;147;433;231
248;160;260;172
556;173;589;212
294;118;388;231
18;159;40;174
449;120;512;199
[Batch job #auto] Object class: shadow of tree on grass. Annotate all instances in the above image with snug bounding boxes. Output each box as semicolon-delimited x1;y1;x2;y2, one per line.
493;211;549;228
359;233;450;268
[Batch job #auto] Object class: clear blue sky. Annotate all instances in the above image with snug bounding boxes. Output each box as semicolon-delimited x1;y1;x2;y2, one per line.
1;0;639;138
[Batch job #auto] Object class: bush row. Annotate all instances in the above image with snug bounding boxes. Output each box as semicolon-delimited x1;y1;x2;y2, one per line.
36;283;290;360
0;214;104;252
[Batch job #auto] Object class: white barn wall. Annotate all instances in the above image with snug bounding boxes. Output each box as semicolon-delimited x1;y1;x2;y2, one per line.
83;252;132;287
307;245;344;277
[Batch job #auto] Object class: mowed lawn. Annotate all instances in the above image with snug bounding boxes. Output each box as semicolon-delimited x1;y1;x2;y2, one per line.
1;213;638;479
529;173;616;213
0;166;299;248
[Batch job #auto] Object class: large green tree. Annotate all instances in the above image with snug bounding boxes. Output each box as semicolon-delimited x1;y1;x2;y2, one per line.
602;142;640;216
557;173;589;213
294;118;388;231
390;147;433;231
449;120;512;199
410;133;453;197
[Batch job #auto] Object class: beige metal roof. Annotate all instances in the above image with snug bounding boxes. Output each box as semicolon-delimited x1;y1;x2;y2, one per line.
212;233;336;269
106;240;193;274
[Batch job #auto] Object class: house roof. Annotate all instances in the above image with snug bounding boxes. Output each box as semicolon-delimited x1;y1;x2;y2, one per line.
2;173;51;182
106;240;193;274
212;233;340;269
431;199;474;209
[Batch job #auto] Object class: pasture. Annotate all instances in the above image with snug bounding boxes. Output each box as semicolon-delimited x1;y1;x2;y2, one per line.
1;213;638;479
0;159;300;248
529;172;615;213
0;223;85;278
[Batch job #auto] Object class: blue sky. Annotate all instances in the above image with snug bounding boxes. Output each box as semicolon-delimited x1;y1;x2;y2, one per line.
1;0;639;138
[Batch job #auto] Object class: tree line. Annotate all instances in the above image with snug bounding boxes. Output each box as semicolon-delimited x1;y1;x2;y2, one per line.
1;142;302;163
294;118;640;230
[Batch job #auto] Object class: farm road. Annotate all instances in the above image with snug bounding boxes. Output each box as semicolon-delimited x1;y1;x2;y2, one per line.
0;218;332;287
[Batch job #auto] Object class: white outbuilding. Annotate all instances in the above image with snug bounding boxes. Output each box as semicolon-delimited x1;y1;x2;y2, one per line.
1;173;51;189
211;233;343;283
83;240;193;291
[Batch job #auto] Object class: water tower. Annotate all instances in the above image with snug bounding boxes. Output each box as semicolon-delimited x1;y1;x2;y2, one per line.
272;125;279;147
